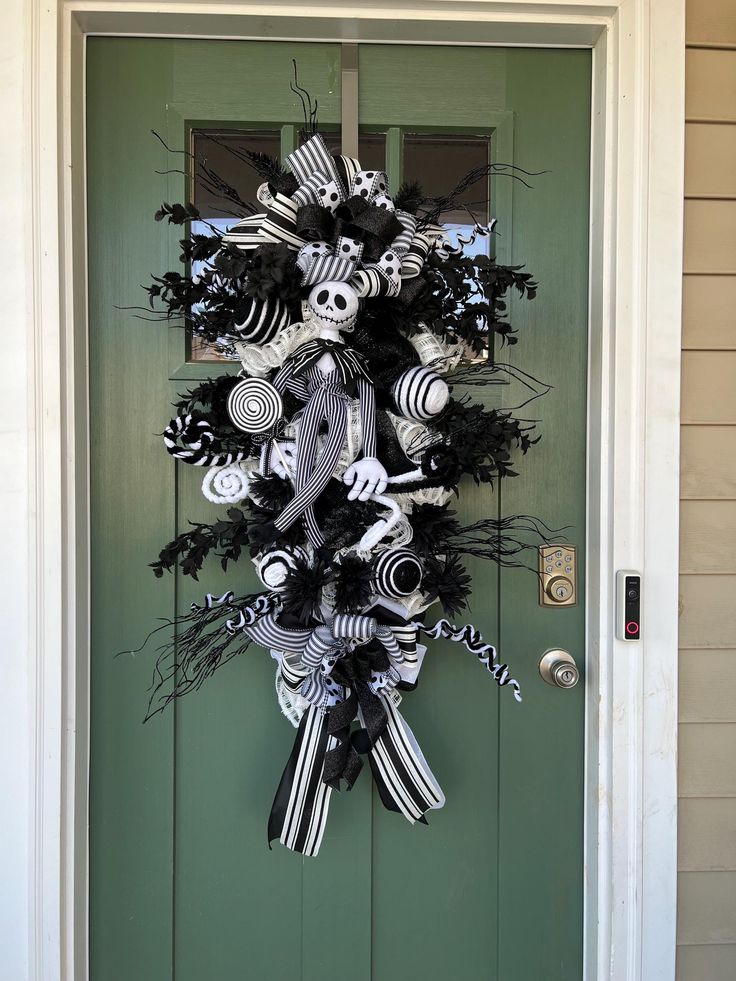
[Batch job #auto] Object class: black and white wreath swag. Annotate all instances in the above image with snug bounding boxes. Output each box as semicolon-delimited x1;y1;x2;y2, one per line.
139;123;544;858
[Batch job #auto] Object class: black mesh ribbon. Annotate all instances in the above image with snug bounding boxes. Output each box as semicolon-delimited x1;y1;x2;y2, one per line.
295;204;335;243
323;642;391;790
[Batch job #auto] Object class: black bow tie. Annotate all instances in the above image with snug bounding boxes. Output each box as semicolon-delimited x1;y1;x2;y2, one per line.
289;339;372;389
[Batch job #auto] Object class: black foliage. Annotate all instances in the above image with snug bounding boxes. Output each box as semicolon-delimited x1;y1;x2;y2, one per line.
178;233;222;265
155;201;200;225
150;507;250;580
174;375;241;429
423;555;473;616
245;243;303;308
400;254;537;354
434;396;539;484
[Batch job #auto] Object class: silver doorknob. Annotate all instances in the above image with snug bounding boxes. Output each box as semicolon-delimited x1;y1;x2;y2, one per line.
539;649;579;688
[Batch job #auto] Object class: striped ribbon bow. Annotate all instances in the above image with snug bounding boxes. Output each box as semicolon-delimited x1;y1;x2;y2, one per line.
244;608;444;857
222;133;443;294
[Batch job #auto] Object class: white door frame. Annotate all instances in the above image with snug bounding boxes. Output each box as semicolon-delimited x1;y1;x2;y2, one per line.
7;1;683;978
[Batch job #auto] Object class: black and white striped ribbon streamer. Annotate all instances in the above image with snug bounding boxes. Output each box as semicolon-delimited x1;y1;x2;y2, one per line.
259;192;303;249
367;697;444;823
400;231;435;279
414;618;522;702
272;381;349;547
163;412;246;467
268;705;335;858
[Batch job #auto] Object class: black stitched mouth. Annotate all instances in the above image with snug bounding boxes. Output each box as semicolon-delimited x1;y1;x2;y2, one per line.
316;312;354;326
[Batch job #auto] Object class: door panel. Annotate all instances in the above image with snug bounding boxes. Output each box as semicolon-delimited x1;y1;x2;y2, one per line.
88;38;590;980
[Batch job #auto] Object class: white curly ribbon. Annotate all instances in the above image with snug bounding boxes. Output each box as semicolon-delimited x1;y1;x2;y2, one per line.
408;330;464;373
234;319;320;376
355;493;411;552
201;460;258;504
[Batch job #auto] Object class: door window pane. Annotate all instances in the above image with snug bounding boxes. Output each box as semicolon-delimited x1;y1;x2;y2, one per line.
404;134;492;361
403;133;490;232
191;128;280;219
189;129;281;362
317;130;387;171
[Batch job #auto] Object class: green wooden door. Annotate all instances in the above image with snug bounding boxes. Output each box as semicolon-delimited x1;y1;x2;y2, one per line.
88;38;590;981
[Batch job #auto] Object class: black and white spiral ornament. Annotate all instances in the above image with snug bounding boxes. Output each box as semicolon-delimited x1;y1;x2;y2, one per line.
373;548;424;598
256;547;308;590
232;297;289;344
227;378;283;434
392;366;450;422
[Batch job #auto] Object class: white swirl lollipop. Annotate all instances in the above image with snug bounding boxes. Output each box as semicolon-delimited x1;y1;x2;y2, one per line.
227;378;283;433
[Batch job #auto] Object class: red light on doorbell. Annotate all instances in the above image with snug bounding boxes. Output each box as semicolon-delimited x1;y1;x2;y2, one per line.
626;620;640;636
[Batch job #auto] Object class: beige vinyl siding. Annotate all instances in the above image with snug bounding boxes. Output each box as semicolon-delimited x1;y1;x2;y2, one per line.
678;4;736;976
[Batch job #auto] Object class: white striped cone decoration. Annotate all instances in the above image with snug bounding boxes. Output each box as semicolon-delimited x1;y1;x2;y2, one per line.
232;296;290;344
391;366;450;422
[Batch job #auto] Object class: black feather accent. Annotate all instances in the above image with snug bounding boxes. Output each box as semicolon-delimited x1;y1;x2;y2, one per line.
393;180;424;214
248;473;294;512
333;554;374;613
280;555;331;624
423;555;473;616
409;504;462;555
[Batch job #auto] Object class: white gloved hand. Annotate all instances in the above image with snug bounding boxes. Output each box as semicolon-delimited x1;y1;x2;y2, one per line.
343;457;388;502
266;441;297;480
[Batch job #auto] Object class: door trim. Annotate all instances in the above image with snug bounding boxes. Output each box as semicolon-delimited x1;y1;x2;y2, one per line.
13;2;682;979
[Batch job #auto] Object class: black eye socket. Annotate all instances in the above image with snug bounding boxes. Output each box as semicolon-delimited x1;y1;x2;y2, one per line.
316;289;329;305
334;294;347;310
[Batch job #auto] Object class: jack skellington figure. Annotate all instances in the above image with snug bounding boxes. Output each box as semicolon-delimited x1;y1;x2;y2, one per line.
262;279;388;548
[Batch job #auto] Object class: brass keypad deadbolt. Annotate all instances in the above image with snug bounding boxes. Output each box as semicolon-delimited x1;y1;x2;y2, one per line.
539;544;577;607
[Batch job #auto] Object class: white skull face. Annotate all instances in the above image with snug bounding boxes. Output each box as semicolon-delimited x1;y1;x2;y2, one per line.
307;281;359;332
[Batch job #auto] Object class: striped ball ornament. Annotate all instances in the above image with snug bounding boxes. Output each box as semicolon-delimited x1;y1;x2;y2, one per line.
227;377;283;433
391;366;450;422
232;296;289;344
373;548;424;598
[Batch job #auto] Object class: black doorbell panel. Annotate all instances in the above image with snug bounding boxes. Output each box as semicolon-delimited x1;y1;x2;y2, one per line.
616;570;641;641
